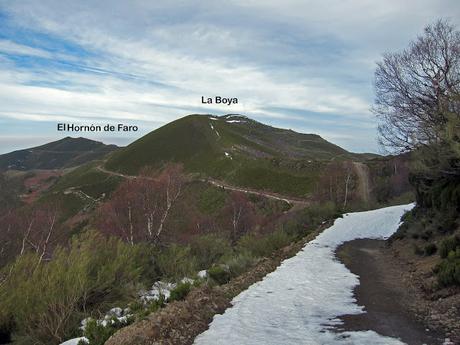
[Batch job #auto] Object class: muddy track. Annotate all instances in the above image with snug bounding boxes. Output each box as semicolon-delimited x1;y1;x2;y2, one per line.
352;162;371;203
337;239;447;345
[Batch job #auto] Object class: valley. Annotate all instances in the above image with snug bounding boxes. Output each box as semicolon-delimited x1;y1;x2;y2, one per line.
1;4;459;345
0;114;453;345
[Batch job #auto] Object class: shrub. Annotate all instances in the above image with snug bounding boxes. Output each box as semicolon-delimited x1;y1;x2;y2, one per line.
82;317;131;345
190;234;232;269
435;249;460;287
169;282;192;302
154;244;197;280
128;296;165;320
208;265;231;285
237;230;293;258
421;230;433;241
439;235;460;258
226;252;255;277
424;243;437;256
287;202;338;237
0;230;147;344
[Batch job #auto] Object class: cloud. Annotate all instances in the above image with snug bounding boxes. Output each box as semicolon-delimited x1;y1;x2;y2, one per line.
0;0;459;153
0;39;52;58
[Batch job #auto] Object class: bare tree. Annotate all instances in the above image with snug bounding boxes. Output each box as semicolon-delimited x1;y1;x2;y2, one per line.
343;163;352;208
223;192;256;244
155;164;184;241
97;164;185;245
374;19;460;152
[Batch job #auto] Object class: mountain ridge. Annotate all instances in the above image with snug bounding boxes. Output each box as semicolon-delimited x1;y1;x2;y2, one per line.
0;137;119;171
105;114;378;175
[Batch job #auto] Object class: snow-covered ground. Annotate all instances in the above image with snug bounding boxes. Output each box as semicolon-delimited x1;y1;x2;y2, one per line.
59;337;87;345
194;204;414;345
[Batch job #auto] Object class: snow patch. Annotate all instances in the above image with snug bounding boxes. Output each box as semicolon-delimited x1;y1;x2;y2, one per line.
209;122;220;138
224;152;232;159
181;277;195;284
226;120;245;123
198;270;207;279
194;204;414;345
141;281;175;302
59;337;88;345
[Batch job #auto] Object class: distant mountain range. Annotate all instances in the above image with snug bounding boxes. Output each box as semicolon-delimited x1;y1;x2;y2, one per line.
0;137;118;171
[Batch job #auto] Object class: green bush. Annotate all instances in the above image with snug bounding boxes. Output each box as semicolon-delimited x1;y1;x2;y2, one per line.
169;282;192;302
439;235;460;259
421;230;433;241
435;249;460;287
226;252;255;277
285;202;338;238
198;187;227;214
128;296;165;320
190;234;232;269
154;244;197;280
82;316;132;345
208;265;231;285
237;230;293;258
424;243;437;256
0;230;147;345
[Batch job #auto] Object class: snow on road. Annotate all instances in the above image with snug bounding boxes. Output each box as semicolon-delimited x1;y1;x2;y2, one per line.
194;204;414;345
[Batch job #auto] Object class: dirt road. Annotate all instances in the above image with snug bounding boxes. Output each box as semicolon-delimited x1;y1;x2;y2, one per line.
353;162;371;203
337;239;447;345
96;165;309;209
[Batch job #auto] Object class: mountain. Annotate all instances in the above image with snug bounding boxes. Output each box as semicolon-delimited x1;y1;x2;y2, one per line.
106;114;366;174
0;137;119;171
104;114;377;196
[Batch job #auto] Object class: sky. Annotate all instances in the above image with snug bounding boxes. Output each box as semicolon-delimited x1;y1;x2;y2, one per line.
0;1;459;154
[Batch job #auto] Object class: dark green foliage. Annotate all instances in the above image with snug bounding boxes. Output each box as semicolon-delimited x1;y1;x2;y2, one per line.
421;230;433;241
198;187;227;214
190;235;232;269
225;252;255;277
237;230;293;258
0;231;148;344
128;296;166;320
169;282;192;302
392;205;458;241
424;243;437;256
439;235;460;259
208;265;231;285
82;316;132;345
282;202;339;238
154;244;197;280
435;249;460;287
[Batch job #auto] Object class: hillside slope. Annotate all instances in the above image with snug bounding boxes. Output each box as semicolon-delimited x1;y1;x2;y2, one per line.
0;137;118;171
104;114;376;197
106;114;366;174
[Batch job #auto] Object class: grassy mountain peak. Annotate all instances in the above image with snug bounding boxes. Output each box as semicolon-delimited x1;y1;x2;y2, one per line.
105;114;354;175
